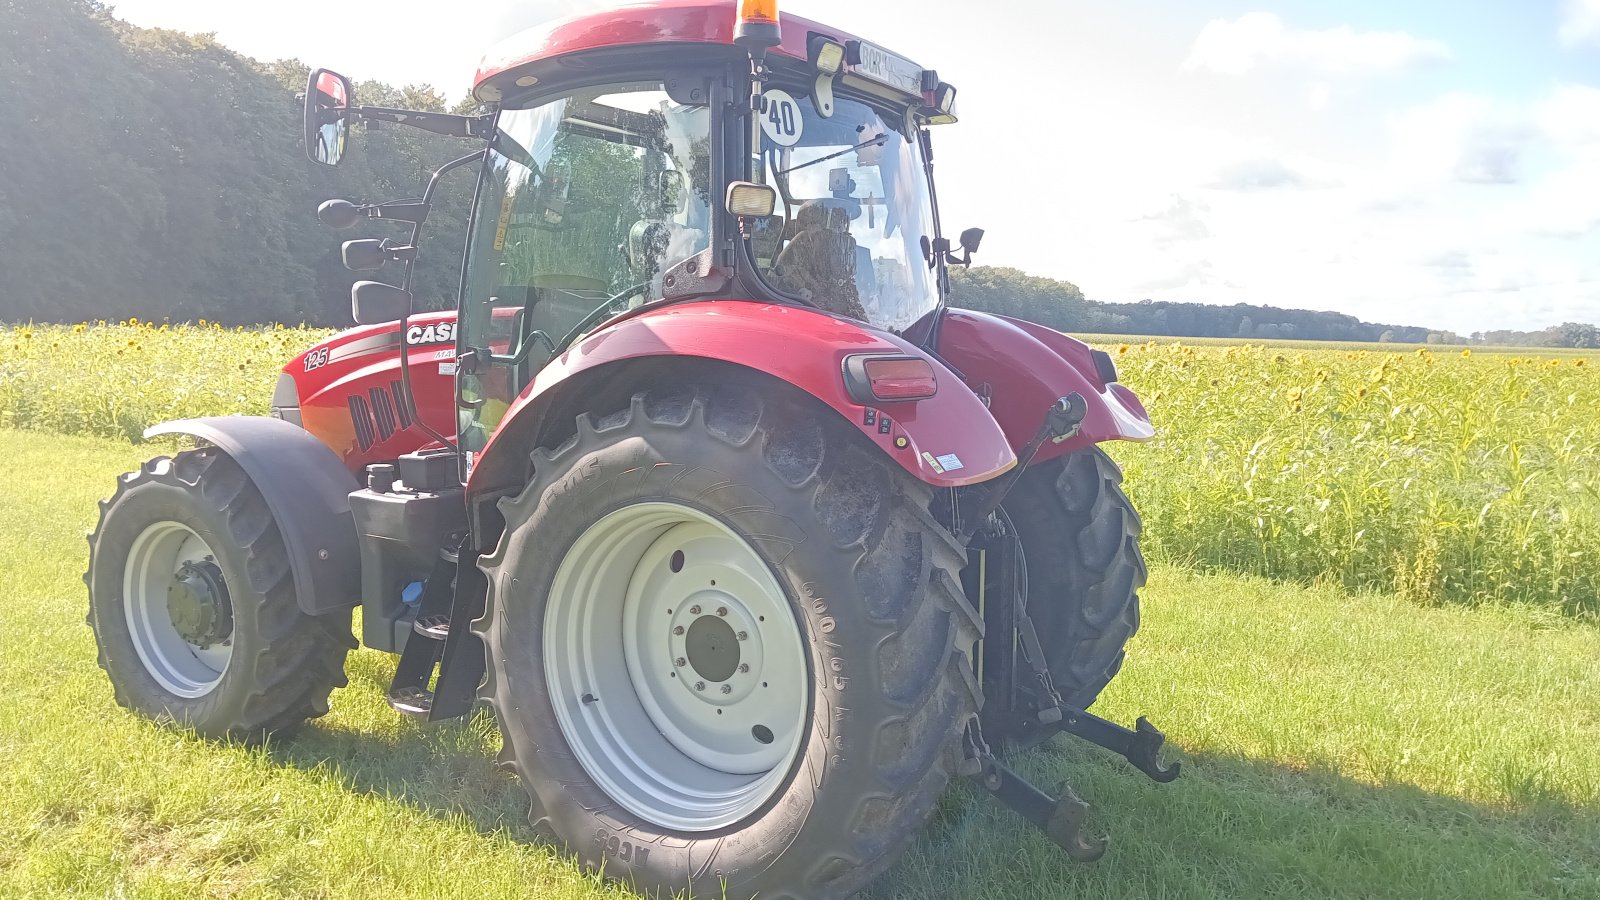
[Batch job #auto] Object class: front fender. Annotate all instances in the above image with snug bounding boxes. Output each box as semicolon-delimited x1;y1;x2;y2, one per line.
936;310;1154;461
468;301;1017;493
144;416;361;616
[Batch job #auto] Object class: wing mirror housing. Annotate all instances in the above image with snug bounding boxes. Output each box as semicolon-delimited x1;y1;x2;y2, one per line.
342;239;387;272
318;199;361;229
959;227;985;256
304;68;354;166
351;281;412;325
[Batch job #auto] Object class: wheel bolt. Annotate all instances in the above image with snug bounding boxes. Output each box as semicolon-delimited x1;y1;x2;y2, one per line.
695;681;706;691
737;631;748;641
738;663;750;673
721;684;732;694
717;607;728;617
690;605;702;615
673;626;685;635
675;657;687;667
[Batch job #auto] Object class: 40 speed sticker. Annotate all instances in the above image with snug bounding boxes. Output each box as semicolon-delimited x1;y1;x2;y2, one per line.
761;89;803;148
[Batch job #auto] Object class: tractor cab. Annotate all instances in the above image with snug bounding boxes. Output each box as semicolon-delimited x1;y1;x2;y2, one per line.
303;0;970;463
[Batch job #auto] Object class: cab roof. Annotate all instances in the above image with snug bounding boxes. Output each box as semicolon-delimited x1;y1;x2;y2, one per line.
474;0;905;102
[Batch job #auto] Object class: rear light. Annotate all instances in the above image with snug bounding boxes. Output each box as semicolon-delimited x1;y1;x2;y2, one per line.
843;354;939;403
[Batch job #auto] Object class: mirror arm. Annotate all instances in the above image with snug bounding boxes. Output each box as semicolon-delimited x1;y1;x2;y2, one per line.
350;106;494;140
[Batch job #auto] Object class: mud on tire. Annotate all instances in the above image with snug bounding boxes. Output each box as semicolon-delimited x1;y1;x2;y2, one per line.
476;379;983;900
1001;446;1144;713
86;448;354;740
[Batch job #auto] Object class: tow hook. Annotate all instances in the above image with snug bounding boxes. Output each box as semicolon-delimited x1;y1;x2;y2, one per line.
960;718;1109;861
1058;713;1182;783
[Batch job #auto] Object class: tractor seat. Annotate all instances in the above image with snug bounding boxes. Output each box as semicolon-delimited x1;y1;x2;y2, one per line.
774;201;866;320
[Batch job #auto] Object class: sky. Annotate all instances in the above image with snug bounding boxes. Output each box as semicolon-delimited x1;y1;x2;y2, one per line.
107;0;1600;333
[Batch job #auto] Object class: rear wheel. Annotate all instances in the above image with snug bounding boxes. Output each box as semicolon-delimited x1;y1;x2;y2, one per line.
477;380;981;900
1000;447;1144;714
86;449;354;740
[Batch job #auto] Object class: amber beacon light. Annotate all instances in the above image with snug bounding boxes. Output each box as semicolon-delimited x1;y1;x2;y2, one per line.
734;0;781;51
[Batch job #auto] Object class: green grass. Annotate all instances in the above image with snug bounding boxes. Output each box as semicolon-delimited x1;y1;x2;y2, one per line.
2;428;1596;898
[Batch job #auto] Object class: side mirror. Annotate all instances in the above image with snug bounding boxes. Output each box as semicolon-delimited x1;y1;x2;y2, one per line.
304;68;354;166
351;281;412;325
959;227;985;255
318;198;361;229
342;239;386;272
726;181;778;217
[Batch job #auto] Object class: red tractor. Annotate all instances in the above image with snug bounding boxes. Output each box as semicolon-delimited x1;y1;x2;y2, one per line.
86;1;1176;895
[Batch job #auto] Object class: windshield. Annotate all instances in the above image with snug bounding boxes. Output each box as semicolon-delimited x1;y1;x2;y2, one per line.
750;90;939;334
456;82;712;452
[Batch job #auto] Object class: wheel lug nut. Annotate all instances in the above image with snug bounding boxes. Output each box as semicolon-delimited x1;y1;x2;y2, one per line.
695;681;706;691
737;631;748;641
675;657;687;666
690;605;701;615
720;684;732;694
738;663;750;673
717;607;728;617
673;626;685;635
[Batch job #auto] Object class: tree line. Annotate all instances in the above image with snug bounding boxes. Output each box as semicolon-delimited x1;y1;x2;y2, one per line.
948;268;1599;347
0;0;472;327
2;0;1593;349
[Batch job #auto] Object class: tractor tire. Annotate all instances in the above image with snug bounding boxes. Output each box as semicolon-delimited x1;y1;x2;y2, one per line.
1000;446;1144;714
85;448;353;740
477;380;982;900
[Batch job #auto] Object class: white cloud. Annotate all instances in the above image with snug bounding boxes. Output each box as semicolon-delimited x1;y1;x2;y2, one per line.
1386;93;1535;186
1560;0;1600;46
1184;12;1452;76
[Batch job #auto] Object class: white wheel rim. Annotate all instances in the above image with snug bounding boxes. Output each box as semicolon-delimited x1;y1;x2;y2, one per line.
544;502;808;832
123;521;233;697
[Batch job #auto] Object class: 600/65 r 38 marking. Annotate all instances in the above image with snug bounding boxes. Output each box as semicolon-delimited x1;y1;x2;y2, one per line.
477;378;983;900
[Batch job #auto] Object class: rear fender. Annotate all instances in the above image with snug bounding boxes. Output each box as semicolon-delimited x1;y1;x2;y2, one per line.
144;416;361;616
935;310;1154;462
466;301;1018;495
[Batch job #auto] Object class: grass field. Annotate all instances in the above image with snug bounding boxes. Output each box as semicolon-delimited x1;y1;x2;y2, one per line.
2;323;1598;896
1;429;1597;898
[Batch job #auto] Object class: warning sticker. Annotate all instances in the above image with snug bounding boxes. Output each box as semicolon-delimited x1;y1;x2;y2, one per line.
935;453;964;472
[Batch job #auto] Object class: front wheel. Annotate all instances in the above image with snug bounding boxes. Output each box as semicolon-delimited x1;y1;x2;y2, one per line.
1001;447;1144;714
477;380;981;900
85;449;353;740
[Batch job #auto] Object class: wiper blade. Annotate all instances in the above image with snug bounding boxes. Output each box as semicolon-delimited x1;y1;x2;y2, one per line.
774;134;888;176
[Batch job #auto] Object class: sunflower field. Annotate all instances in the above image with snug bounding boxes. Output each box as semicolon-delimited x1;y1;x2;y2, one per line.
3;322;1595;615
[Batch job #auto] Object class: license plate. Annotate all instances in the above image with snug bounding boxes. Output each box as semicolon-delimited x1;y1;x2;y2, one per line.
848;40;923;96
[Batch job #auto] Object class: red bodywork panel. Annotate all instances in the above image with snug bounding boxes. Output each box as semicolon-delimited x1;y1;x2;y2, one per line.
467;301;1017;492
285;311;460;472
475;0;893;101
934;310;1154;462
285;304;1153;488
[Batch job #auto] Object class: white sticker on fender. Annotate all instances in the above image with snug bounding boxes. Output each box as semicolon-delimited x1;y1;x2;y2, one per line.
935;453;964;472
761;89;803;147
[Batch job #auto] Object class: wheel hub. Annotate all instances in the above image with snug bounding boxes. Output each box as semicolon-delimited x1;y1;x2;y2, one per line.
167;560;232;648
669;594;763;704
